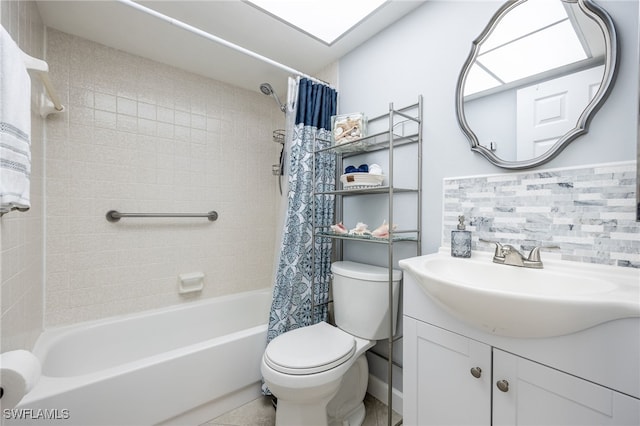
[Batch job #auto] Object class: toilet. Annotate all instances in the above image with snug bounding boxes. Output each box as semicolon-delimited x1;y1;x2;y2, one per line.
261;261;402;426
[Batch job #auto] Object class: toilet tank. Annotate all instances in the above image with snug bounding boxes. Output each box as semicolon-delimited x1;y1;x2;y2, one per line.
331;261;402;340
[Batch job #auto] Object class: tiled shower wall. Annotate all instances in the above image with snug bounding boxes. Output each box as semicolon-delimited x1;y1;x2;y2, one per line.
0;0;45;351
44;30;283;326
443;161;639;268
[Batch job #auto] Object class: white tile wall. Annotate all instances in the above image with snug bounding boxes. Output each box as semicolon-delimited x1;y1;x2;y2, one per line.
0;0;45;351
44;29;284;326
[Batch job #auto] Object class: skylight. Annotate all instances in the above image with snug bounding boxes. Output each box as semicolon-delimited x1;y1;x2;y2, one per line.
464;0;592;97
246;0;388;44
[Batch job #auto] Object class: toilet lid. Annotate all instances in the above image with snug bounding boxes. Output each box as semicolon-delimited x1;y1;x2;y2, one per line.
264;322;356;375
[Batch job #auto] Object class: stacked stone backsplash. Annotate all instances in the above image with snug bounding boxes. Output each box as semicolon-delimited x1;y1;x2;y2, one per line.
443;161;639;268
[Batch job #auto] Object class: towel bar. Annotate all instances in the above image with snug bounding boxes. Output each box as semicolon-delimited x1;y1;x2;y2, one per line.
106;210;218;222
21;50;65;117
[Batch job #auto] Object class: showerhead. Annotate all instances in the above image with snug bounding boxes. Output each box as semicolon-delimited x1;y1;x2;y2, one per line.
260;82;286;113
260;83;274;96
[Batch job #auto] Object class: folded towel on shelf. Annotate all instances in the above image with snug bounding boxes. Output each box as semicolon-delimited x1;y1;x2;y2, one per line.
0;25;32;215
344;164;369;174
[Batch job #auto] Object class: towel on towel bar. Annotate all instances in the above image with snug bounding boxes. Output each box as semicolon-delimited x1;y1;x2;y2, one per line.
0;25;32;215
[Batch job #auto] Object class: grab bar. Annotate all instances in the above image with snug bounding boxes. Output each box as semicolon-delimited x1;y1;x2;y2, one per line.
106;210;218;222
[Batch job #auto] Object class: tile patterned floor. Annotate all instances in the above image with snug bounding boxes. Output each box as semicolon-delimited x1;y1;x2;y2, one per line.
204;393;401;426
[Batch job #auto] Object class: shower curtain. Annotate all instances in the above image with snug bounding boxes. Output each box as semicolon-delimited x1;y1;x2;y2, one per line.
266;77;337;343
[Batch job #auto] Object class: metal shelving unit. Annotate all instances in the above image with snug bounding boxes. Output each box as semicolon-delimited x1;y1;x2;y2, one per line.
311;96;423;426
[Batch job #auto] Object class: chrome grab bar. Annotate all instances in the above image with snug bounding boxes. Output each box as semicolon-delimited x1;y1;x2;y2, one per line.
106;210;218;222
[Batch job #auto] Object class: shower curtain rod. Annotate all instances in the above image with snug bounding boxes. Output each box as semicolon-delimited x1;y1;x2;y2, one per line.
116;0;329;87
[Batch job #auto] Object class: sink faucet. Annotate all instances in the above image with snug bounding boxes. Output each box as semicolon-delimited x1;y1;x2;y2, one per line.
491;242;544;269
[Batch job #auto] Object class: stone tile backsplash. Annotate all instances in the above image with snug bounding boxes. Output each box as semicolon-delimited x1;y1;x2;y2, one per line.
443;161;639;268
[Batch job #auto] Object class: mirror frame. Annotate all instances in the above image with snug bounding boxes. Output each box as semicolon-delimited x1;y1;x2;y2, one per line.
455;0;618;170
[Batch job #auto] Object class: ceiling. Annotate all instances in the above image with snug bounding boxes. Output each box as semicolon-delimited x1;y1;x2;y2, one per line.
35;1;426;96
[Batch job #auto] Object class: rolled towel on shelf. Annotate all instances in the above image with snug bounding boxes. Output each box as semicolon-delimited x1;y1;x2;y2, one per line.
0;350;41;409
368;164;383;175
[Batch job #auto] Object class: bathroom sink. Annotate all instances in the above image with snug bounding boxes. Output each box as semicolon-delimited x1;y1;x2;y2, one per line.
399;248;640;338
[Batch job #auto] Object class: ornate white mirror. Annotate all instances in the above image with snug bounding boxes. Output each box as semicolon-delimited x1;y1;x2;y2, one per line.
456;0;618;170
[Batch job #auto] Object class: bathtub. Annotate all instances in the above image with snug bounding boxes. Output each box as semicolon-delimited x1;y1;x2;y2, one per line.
8;289;271;426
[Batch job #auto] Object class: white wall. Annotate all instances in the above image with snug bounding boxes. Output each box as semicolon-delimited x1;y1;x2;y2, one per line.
42;29;284;327
337;0;639;402
339;0;638;254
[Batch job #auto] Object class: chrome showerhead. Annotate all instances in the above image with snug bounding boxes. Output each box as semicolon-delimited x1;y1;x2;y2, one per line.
260;82;274;96
260;82;286;112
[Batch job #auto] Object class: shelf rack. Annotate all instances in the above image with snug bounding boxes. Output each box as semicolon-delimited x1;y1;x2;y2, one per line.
311;96;423;426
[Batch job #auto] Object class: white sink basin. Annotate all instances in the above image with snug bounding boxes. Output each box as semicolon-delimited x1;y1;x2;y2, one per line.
399;248;640;338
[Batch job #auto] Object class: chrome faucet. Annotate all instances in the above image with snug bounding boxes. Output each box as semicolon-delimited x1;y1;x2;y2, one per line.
491;242;544;269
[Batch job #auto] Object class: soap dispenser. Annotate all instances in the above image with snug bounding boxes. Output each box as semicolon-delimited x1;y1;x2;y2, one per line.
451;215;471;258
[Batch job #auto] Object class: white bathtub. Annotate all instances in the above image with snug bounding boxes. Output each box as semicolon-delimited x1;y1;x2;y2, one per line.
9;289;271;426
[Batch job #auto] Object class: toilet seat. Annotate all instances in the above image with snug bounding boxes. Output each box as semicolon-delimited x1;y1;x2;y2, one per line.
264;322;356;375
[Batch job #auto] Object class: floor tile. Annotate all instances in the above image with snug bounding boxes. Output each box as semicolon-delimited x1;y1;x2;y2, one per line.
205;393;401;426
204;396;275;426
363;394;402;426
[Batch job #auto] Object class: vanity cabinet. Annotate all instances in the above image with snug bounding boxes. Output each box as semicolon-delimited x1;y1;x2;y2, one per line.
404;317;640;426
403;271;640;426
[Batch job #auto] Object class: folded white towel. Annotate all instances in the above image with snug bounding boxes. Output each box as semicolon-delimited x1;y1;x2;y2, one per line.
0;25;32;215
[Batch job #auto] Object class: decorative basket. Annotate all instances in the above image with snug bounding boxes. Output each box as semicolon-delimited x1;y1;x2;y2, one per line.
340;173;385;189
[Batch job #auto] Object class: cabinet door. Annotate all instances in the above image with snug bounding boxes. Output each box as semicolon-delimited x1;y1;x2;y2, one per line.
404;316;491;426
493;349;640;425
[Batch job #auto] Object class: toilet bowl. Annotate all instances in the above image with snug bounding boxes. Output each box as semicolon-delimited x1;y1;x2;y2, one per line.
261;322;374;426
261;261;402;426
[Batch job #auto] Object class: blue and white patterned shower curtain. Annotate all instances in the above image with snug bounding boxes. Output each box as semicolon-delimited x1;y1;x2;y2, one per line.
266;78;337;342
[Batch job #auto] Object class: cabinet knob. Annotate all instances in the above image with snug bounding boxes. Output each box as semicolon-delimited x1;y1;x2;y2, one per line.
496;380;509;392
470;367;482;378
